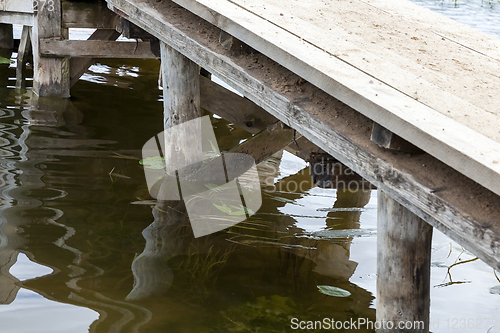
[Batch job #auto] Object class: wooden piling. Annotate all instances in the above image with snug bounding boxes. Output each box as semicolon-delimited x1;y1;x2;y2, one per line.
377;190;432;333
32;0;70;98
160;42;201;128
160;41;201;174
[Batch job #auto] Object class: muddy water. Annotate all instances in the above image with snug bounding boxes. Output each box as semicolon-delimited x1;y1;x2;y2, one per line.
0;16;499;333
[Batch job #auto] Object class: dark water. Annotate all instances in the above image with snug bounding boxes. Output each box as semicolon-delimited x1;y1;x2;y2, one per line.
0;13;499;333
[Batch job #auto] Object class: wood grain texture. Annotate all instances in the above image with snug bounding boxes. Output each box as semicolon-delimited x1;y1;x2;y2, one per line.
32;0;70;98
0;12;34;26
3;0;33;13
161;41;201;173
40;39;157;58
377;190;432;333
106;0;500;271
157;0;500;199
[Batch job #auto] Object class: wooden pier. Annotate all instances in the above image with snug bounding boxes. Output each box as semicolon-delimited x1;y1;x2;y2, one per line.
2;0;500;331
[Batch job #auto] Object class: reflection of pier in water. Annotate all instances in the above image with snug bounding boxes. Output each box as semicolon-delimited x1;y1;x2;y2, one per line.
128;151;376;324
0;73;153;331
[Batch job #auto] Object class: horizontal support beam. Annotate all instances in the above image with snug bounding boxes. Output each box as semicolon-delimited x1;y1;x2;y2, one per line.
40;39;158;59
0;11;33;26
69;29;121;87
106;0;500;270
1;0;33;13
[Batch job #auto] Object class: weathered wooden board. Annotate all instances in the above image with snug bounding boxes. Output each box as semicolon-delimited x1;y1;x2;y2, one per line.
0;12;33;26
40;39;157;58
152;0;500;199
2;0;33;13
106;0;500;270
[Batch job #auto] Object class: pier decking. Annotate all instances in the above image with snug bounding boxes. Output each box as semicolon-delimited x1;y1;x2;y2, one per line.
1;0;500;330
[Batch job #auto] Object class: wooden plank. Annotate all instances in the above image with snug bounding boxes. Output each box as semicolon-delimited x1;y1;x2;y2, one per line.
148;0;500;199
105;0;500;270
4;0;33;13
200;75;276;134
377;190;432;333
32;0;70;98
0;12;34;26
40;39;157;58
227;0;500;132
62;1;117;29
364;0;500;61
69;29;121;87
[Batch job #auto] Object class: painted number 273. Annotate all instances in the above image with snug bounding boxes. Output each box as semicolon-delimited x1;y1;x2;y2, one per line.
33;0;55;12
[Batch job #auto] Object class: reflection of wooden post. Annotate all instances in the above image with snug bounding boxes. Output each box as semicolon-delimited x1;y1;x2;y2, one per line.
126;42;202;300
377;190;432;333
32;0;70;97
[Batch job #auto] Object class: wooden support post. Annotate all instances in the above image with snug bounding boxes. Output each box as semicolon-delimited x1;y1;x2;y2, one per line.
161;42;201;128
16;26;31;89
371;123;422;154
377;190;433;333
32;0;70;97
0;23;13;50
160;41;201;173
